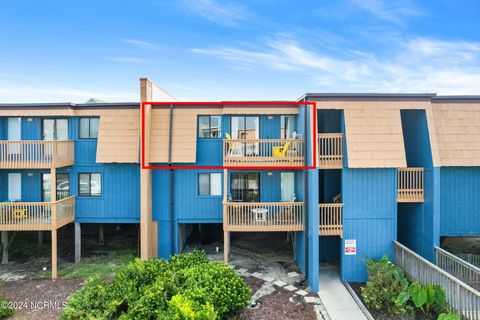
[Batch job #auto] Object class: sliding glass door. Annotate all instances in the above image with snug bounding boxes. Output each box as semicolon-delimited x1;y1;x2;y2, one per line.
230;172;260;202
41;173;70;202
42;119;68;140
231;116;259;140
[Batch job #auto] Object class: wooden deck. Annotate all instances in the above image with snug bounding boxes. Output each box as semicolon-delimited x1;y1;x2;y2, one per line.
397;168;424;202
0;140;74;169
0;196;75;231
319;203;343;237
223;202;304;232
318;133;343;169
223;139;304;167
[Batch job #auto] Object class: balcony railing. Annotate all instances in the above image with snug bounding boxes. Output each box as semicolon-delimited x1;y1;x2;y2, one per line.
0;196;75;231
223;202;304;232
397;168;424;202
0;140;74;169
319;203;343;237
317;133;343;169
223;139;304;167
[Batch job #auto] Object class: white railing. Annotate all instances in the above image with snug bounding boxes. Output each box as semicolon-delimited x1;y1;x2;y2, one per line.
0;196;75;231
224;202;304;232
223;139;304;166
0;140;74;168
436;247;480;292
397;168;424;202
395;241;480;319
317;133;343;168
319;203;343;237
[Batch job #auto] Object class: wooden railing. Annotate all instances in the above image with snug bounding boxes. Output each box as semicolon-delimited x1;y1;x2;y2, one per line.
0;196;75;231
395;241;480;319
0;140;74;169
223;202;304;232
397;168;424;202
317;133;343;169
319;204;343;237
223;139;304;167
436;247;480;292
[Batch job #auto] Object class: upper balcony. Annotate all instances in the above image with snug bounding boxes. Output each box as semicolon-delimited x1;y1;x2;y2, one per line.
223;201;304;232
0;140;74;169
317;133;343;169
397;168;424;202
0;196;75;231
223;139;304;167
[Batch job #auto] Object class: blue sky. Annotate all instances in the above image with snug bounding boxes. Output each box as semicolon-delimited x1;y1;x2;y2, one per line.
0;0;479;102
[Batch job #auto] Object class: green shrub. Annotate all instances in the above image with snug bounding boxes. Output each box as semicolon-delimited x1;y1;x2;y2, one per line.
62;250;250;320
438;312;461;320
361;255;411;314
0;297;14;318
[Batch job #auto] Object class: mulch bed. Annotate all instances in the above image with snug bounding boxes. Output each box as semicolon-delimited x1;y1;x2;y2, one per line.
235;276;317;320
0;279;83;320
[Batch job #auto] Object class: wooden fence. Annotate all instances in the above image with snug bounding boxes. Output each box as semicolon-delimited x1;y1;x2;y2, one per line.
0;140;74;168
397;168;424;202
223;202;304;232
436;247;480;292
317;133;343;168
395;241;480;319
319;203;343;237
223;139;304;166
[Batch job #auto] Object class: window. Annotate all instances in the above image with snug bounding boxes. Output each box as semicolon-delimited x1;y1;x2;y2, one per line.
198;173;221;196
198;115;221;138
42;173;70;202
79;173;102;197
231;116;259;139
230;172;260;202
281;116;296;139
42;119;68;140
79;117;100;139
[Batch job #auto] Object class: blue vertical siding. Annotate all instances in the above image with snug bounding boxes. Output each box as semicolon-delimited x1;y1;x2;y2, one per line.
440;167;480;236
0;118;6;139
341;168;397;282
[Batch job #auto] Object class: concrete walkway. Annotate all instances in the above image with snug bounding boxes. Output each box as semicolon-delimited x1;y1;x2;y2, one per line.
318;267;368;320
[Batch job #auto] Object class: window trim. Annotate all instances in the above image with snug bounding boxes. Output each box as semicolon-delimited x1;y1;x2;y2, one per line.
78;117;100;140
78;172;102;197
197;172;222;197
197;115;222;139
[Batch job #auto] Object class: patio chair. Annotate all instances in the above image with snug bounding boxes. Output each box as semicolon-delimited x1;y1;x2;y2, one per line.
12;208;27;219
225;133;243;156
272;141;291;157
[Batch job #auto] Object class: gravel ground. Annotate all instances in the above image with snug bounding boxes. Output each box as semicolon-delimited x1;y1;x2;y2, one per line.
0;279;83;320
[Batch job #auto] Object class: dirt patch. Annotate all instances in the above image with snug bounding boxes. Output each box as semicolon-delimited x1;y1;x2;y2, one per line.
0;279;83;320
236;276;317;320
442;237;480;254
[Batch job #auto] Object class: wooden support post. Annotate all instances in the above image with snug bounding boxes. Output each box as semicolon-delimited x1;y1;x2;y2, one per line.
51;229;57;279
99;224;104;245
38;231;43;245
224;231;230;264
75;223;81;263
1;231;8;264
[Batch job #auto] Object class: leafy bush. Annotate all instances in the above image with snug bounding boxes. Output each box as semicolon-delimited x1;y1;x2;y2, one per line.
61;250;250;320
438;312;461;320
361;255;411;314
0;297;14;318
396;281;447;317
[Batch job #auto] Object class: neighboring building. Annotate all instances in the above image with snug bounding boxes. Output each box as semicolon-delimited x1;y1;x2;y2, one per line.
1;78;480;294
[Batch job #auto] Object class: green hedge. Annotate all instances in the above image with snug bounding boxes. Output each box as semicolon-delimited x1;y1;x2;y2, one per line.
61;251;251;320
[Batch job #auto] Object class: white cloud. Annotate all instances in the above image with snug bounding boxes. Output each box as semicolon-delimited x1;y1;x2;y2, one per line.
348;0;422;24
191;36;480;94
121;38;162;51
180;0;250;27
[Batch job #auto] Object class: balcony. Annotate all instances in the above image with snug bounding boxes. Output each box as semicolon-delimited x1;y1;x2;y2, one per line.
0;196;75;231
319;203;343;237
223;139;304;167
0;140;74;169
317;133;343;169
223;202;304;232
397;168;424;202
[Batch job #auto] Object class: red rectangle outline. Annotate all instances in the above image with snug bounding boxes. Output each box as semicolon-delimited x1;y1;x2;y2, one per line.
141;101;317;170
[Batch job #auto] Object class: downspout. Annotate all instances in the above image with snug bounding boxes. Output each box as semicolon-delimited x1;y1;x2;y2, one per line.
168;104;175;255
304;99;309;279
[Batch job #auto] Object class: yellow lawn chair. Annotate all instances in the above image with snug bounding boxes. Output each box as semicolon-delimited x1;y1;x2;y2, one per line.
13;208;27;219
273;141;291;157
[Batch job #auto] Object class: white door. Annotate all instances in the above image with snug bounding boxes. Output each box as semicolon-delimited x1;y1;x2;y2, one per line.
281;172;295;202
8;173;21;201
7;118;21;155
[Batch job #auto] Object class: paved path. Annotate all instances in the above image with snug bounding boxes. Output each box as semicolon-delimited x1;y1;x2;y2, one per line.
318;268;368;320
